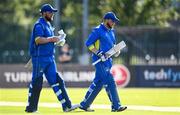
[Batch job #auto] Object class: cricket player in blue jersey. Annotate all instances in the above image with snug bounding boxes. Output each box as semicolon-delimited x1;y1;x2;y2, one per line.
79;12;127;112
25;4;79;113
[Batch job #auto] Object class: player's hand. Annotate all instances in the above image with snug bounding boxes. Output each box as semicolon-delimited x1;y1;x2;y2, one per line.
49;36;59;42
114;51;121;57
95;51;107;62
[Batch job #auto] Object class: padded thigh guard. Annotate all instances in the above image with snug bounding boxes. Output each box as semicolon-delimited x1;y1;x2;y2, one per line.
25;77;43;112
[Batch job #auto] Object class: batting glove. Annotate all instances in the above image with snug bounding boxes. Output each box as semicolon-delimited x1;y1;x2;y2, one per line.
95;51;107;62
56;29;67;46
58;29;66;40
56;38;66;46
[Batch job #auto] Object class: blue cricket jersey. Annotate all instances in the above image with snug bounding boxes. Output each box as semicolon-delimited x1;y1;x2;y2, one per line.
29;17;55;57
86;23;116;65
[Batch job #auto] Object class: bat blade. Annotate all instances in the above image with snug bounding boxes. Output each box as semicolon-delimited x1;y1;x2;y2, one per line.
92;41;126;66
106;41;126;57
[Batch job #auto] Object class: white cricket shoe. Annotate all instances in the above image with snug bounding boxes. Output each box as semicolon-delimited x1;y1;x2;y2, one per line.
64;104;80;112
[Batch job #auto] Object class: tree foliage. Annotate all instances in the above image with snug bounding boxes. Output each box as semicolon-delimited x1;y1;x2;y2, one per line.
0;0;51;26
0;0;179;27
85;0;179;26
0;0;179;63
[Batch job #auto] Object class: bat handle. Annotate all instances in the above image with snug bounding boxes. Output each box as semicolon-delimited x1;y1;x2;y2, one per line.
92;54;113;66
92;59;101;66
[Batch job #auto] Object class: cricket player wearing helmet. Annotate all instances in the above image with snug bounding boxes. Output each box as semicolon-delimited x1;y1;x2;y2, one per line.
79;12;127;112
25;4;79;113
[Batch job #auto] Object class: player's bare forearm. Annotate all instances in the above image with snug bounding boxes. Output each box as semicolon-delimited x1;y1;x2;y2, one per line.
89;47;99;54
35;36;59;45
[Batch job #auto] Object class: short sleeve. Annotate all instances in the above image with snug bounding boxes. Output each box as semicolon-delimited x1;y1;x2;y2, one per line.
34;24;44;38
85;29;99;47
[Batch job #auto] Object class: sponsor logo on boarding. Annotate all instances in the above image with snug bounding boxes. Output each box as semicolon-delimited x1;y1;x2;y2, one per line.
111;64;130;87
144;68;180;82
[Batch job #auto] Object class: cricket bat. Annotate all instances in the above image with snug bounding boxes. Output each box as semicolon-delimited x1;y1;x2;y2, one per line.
92;41;126;66
24;58;32;71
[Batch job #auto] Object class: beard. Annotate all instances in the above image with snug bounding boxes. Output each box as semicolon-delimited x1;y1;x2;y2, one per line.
106;22;113;29
45;15;53;22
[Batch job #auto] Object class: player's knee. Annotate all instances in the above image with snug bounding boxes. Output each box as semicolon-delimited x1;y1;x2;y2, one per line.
107;73;115;83
31;77;43;90
56;73;65;85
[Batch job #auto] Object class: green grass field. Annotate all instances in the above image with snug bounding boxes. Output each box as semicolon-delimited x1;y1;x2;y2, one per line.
0;88;180;115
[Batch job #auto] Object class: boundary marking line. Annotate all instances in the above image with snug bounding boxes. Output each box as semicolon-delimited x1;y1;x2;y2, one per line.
0;101;180;112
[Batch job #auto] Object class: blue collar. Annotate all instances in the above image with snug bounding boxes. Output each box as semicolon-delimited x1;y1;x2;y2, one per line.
39;17;50;26
100;23;111;31
39;17;46;23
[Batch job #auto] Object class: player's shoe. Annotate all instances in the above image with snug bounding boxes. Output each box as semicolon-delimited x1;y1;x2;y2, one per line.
25;109;38;113
63;104;80;112
79;105;94;112
111;106;127;112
